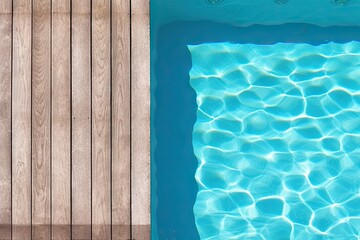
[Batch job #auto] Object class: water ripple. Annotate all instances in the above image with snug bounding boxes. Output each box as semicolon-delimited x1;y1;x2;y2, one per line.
189;42;360;239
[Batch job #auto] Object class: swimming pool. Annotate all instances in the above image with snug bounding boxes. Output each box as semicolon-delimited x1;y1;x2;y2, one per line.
151;1;360;239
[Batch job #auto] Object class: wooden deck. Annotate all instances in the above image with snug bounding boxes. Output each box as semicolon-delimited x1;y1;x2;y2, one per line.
0;0;150;239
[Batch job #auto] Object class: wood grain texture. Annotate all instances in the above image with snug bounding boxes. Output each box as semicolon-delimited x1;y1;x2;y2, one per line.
51;0;71;239
112;0;131;239
32;0;51;239
0;0;11;14
0;0;151;237
92;0;111;238
131;0;150;239
72;0;92;239
133;225;151;240
12;0;32;239
0;1;12;239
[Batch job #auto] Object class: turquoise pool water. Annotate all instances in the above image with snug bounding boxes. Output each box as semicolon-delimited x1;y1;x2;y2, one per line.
152;1;360;239
189;42;360;239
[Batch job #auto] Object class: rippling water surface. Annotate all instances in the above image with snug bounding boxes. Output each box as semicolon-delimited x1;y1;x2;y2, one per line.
189;42;360;239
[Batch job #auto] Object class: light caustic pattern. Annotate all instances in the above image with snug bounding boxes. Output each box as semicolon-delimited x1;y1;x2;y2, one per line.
189;42;360;240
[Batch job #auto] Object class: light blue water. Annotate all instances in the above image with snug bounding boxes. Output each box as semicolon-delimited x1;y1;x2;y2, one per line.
189;42;360;239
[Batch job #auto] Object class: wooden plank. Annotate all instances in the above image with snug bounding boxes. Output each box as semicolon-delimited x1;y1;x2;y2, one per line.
0;0;11;13
112;0;131;239
0;1;12;239
51;0;71;239
92;0;111;238
12;0;32;239
72;0;92;239
131;0;150;239
32;0;51;239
